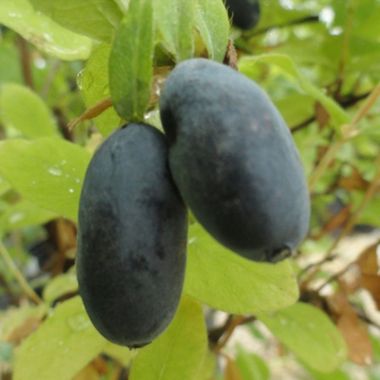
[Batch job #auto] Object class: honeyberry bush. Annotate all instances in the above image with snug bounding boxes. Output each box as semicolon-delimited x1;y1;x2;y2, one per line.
0;0;380;379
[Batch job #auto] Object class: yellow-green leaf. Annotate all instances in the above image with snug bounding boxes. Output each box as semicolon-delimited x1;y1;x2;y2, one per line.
29;0;122;42
154;0;195;62
80;44;121;137
0;200;56;233
238;54;350;129
0;84;58;138
109;0;154;121
194;0;230;62
0;0;91;61
130;296;207;380
0;138;91;221
13;297;115;380
184;224;299;314
43;272;78;304
259;303;347;372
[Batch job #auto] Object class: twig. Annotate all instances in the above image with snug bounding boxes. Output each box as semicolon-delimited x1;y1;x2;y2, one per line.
308;83;380;191
357;312;380;331
67;98;113;131
298;254;337;280
213;316;255;353
303;156;380;288
246;15;320;38
290;116;316;133
0;272;17;304
40;60;61;99
67;67;172;132
290;91;371;134
17;36;34;90
334;1;354;97
0;240;42;304
208;314;233;345
350;83;380;128
308;140;345;190
325;156;380;256
316;261;355;293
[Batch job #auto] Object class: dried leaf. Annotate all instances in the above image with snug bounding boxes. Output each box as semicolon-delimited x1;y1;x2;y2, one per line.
326;292;349;317
338;167;369;191
224;40;237;70
73;364;99;380
6;316;42;345
360;275;380;308
356;241;380;308
327;292;372;365
68;98;113;131
91;357;108;375
1;304;47;344
357;242;380;275
315;102;330;129
337;309;372;365
224;357;243;380
316;205;351;239
338;266;361;295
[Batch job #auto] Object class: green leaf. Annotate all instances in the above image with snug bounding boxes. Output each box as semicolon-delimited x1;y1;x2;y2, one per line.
29;0;122;42
13;296;115;380
0;44;22;85
195;351;216;380
109;0;154;121
184;224;299;314
0;176;11;197
258;302;347;372
238;54;350;129
102;342;133;366
42;272;78;304
130;296;207;380
0;84;58;138
0;0;92;61
275;93;314;128
370;334;380;363
194;0;230;62
0;200;56;233
0;138;91;221
235;347;270;380
154;0;195;62
307;367;350;380
113;0;129;13
80;44;121;137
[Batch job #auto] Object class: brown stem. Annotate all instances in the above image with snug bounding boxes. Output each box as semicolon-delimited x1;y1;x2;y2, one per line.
350;83;380;128
357;311;380;331
308;140;344;191
0;240;42;304
334;1;354;98
212;316;255;353
302;156;380;288
40;60;61;99
17;36;34;90
326;156;380;255
291;91;371;134
316;261;354;293
67;98;114;131
298;254;337;280
246;15;320;38
308;84;380;192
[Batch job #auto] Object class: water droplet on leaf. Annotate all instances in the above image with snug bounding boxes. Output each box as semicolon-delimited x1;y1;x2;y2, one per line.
68;314;91;332
48;167;62;177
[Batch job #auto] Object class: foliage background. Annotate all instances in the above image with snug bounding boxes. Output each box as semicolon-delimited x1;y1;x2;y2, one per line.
0;0;380;379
